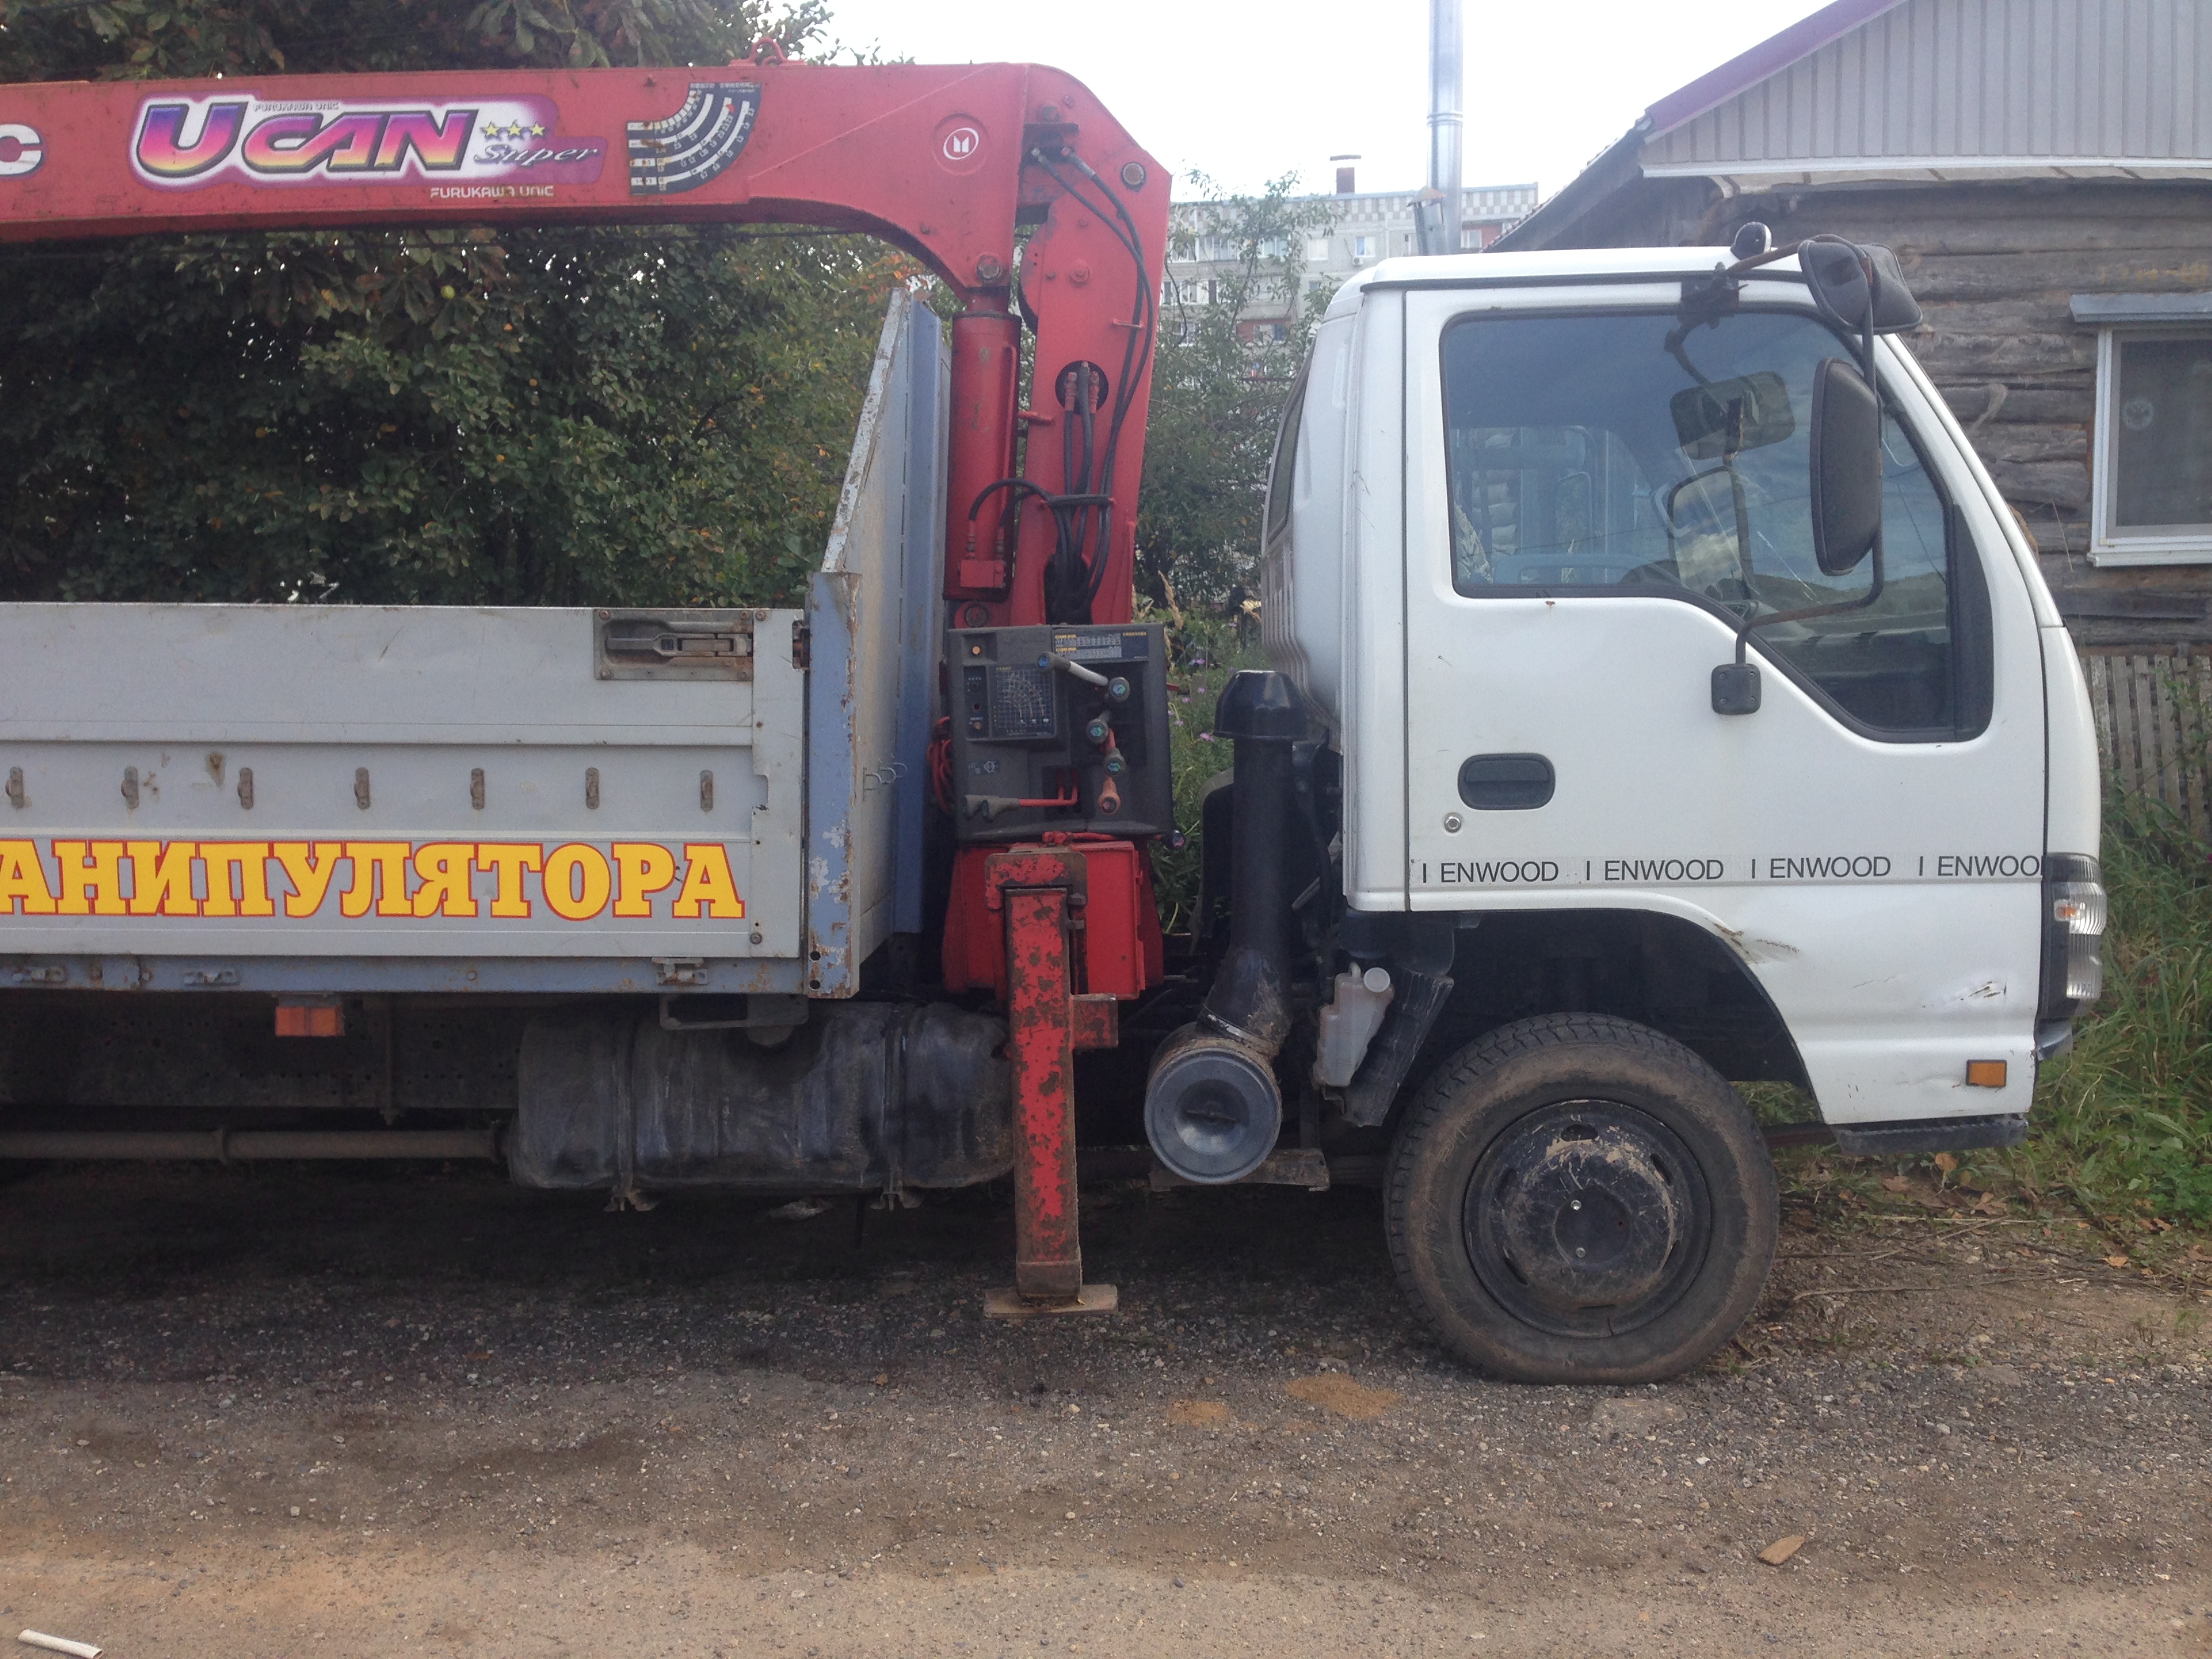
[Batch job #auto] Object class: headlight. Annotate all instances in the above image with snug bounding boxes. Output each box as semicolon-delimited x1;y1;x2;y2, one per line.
2040;854;2106;1018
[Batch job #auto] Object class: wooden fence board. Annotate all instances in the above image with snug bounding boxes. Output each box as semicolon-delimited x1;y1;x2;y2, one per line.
2081;647;2212;839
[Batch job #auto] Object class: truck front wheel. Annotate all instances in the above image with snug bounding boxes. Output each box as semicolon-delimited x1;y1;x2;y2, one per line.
1385;1013;1777;1384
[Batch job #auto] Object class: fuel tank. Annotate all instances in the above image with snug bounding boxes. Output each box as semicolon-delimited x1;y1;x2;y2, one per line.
510;1001;1012;1194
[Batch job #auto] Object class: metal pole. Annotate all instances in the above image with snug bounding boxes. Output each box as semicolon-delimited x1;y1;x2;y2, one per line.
1419;0;1465;255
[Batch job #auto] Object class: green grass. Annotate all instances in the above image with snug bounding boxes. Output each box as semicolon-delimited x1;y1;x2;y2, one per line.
2012;800;2212;1227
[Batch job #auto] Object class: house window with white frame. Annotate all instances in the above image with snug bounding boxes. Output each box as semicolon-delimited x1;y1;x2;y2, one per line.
2076;293;2212;565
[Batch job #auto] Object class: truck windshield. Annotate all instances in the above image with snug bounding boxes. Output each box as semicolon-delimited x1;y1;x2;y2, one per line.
1440;309;1957;735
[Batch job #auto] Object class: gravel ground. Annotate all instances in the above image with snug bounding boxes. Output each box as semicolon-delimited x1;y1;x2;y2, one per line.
0;1160;2207;1657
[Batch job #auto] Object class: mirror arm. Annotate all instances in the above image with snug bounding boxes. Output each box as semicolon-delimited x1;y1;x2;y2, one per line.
1715;249;1891;714
1723;239;1803;276
1728;464;1755;594
1859;260;1881;395
1731;531;1887;666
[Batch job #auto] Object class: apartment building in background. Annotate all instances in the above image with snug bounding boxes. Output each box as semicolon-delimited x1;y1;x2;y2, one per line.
1166;161;1538;346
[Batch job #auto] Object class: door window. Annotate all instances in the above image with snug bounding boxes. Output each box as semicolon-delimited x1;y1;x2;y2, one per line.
1440;310;1982;739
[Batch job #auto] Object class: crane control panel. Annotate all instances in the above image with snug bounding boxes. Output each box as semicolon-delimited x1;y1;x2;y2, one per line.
946;623;1173;843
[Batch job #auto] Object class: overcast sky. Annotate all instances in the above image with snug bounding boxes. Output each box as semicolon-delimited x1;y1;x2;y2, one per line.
816;0;1827;205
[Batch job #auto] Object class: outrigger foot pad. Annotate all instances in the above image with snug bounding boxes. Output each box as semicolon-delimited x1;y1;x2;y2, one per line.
982;1284;1119;1319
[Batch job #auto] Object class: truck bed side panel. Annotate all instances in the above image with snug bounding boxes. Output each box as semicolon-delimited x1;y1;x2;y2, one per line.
804;288;946;995
0;602;801;977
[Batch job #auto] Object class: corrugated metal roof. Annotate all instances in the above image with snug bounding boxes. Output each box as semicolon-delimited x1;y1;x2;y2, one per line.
1643;0;2212;180
1643;0;1910;135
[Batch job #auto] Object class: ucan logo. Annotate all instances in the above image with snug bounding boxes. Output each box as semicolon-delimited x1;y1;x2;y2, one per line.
130;94;609;189
0;123;42;178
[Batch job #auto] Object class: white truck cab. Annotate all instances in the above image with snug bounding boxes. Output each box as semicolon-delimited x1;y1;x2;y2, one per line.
1248;239;2106;1380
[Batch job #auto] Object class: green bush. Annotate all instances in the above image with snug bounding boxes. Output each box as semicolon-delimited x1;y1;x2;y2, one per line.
1144;605;1267;937
0;0;886;612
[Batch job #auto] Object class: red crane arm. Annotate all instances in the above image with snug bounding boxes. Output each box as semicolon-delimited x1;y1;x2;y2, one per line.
0;56;1168;625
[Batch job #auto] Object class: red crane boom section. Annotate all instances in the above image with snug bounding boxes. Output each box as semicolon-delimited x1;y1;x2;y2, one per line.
0;57;1169;626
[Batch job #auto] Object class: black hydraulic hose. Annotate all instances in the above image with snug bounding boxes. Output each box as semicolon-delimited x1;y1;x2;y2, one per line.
1027;144;1156;619
956;144;1158;621
1053;359;1100;611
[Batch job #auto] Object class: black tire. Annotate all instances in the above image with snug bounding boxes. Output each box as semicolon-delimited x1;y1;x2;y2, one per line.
1385;1012;1777;1385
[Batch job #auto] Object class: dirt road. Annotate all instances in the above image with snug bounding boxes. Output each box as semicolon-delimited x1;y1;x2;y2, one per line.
0;1161;2206;1657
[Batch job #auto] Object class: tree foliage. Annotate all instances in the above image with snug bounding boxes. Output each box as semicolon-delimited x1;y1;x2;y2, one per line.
1134;175;1335;611
0;0;913;607
0;0;829;80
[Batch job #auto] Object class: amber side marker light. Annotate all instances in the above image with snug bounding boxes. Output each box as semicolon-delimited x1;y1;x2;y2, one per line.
274;1003;344;1038
1965;1060;2008;1088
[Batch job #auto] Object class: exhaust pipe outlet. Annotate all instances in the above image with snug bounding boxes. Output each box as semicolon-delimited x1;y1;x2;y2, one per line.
1146;670;1307;1183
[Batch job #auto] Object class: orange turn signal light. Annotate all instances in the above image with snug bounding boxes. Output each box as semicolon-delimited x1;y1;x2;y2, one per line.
1965;1059;2007;1088
275;1003;344;1038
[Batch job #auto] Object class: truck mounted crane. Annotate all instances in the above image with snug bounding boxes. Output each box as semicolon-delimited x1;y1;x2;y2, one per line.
0;60;2106;1380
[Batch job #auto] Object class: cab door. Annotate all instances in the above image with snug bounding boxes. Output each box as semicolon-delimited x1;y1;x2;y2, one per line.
1396;287;2048;1127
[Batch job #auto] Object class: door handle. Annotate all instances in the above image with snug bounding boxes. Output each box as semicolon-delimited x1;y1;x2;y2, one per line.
1457;753;1555;810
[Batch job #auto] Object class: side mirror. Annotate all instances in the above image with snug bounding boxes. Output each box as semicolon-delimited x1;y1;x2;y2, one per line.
1712;331;1892;718
1800;239;1922;335
1809;356;1882;577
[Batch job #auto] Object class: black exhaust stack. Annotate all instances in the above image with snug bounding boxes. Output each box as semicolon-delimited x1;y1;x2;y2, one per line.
1145;670;1307;1183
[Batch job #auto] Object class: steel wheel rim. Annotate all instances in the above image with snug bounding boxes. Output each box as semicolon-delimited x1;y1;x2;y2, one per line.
1460;1097;1715;1340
